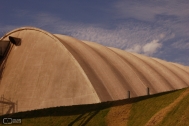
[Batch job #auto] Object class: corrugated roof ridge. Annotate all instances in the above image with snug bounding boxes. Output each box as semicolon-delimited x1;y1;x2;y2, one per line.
53;34;101;102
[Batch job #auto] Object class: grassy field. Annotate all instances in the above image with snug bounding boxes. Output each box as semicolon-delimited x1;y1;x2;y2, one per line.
158;88;189;126
128;88;185;126
0;88;189;126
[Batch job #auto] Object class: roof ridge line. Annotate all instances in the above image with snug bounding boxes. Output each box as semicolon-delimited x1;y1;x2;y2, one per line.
53;34;101;102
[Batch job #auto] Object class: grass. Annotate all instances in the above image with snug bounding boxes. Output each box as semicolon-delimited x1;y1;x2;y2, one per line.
127;88;186;126
158;90;189;126
0;101;111;126
19;109;109;126
0;88;189;126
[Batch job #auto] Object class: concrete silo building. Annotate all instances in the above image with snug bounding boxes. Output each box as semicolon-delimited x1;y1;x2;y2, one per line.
0;27;189;114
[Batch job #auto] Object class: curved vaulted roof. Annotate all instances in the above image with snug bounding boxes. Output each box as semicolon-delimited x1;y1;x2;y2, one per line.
0;27;189;113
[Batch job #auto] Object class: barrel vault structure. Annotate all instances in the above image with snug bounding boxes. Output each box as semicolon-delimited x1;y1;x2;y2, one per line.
0;27;189;114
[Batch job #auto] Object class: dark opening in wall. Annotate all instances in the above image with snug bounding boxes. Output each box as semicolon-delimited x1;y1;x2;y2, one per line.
0;36;21;79
0;41;11;59
9;36;21;46
0;40;12;79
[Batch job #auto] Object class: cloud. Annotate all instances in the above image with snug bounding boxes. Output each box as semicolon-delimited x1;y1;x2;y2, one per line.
172;41;189;49
113;1;189;21
126;39;162;56
112;1;189;38
126;44;142;54
159;33;165;39
143;40;162;56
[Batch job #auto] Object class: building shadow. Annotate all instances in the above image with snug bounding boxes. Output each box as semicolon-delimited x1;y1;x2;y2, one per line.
68;110;100;126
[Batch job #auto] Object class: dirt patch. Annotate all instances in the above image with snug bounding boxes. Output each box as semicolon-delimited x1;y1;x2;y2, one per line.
145;88;189;126
106;102;132;126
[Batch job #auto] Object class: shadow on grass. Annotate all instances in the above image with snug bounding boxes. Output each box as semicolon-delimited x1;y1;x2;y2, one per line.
0;88;185;122
68;110;100;126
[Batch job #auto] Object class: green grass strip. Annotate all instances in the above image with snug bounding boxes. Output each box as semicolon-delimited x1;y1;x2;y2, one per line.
158;90;189;126
127;88;186;126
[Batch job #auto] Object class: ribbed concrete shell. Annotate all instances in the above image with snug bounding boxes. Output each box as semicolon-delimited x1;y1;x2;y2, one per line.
0;27;189;113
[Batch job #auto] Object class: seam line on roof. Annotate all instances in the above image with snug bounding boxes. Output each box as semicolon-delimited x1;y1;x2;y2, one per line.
171;63;189;75
76;40;136;99
84;42;147;97
172;64;189;86
108;48;157;93
131;53;175;89
54;36;114;101
84;44;137;97
52;35;102;102
152;58;188;87
105;47;147;87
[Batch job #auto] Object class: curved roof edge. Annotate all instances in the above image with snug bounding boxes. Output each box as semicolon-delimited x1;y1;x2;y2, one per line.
1;27;100;102
0;27;58;42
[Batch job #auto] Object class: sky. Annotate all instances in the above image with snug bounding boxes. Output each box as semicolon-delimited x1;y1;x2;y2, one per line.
0;0;189;66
